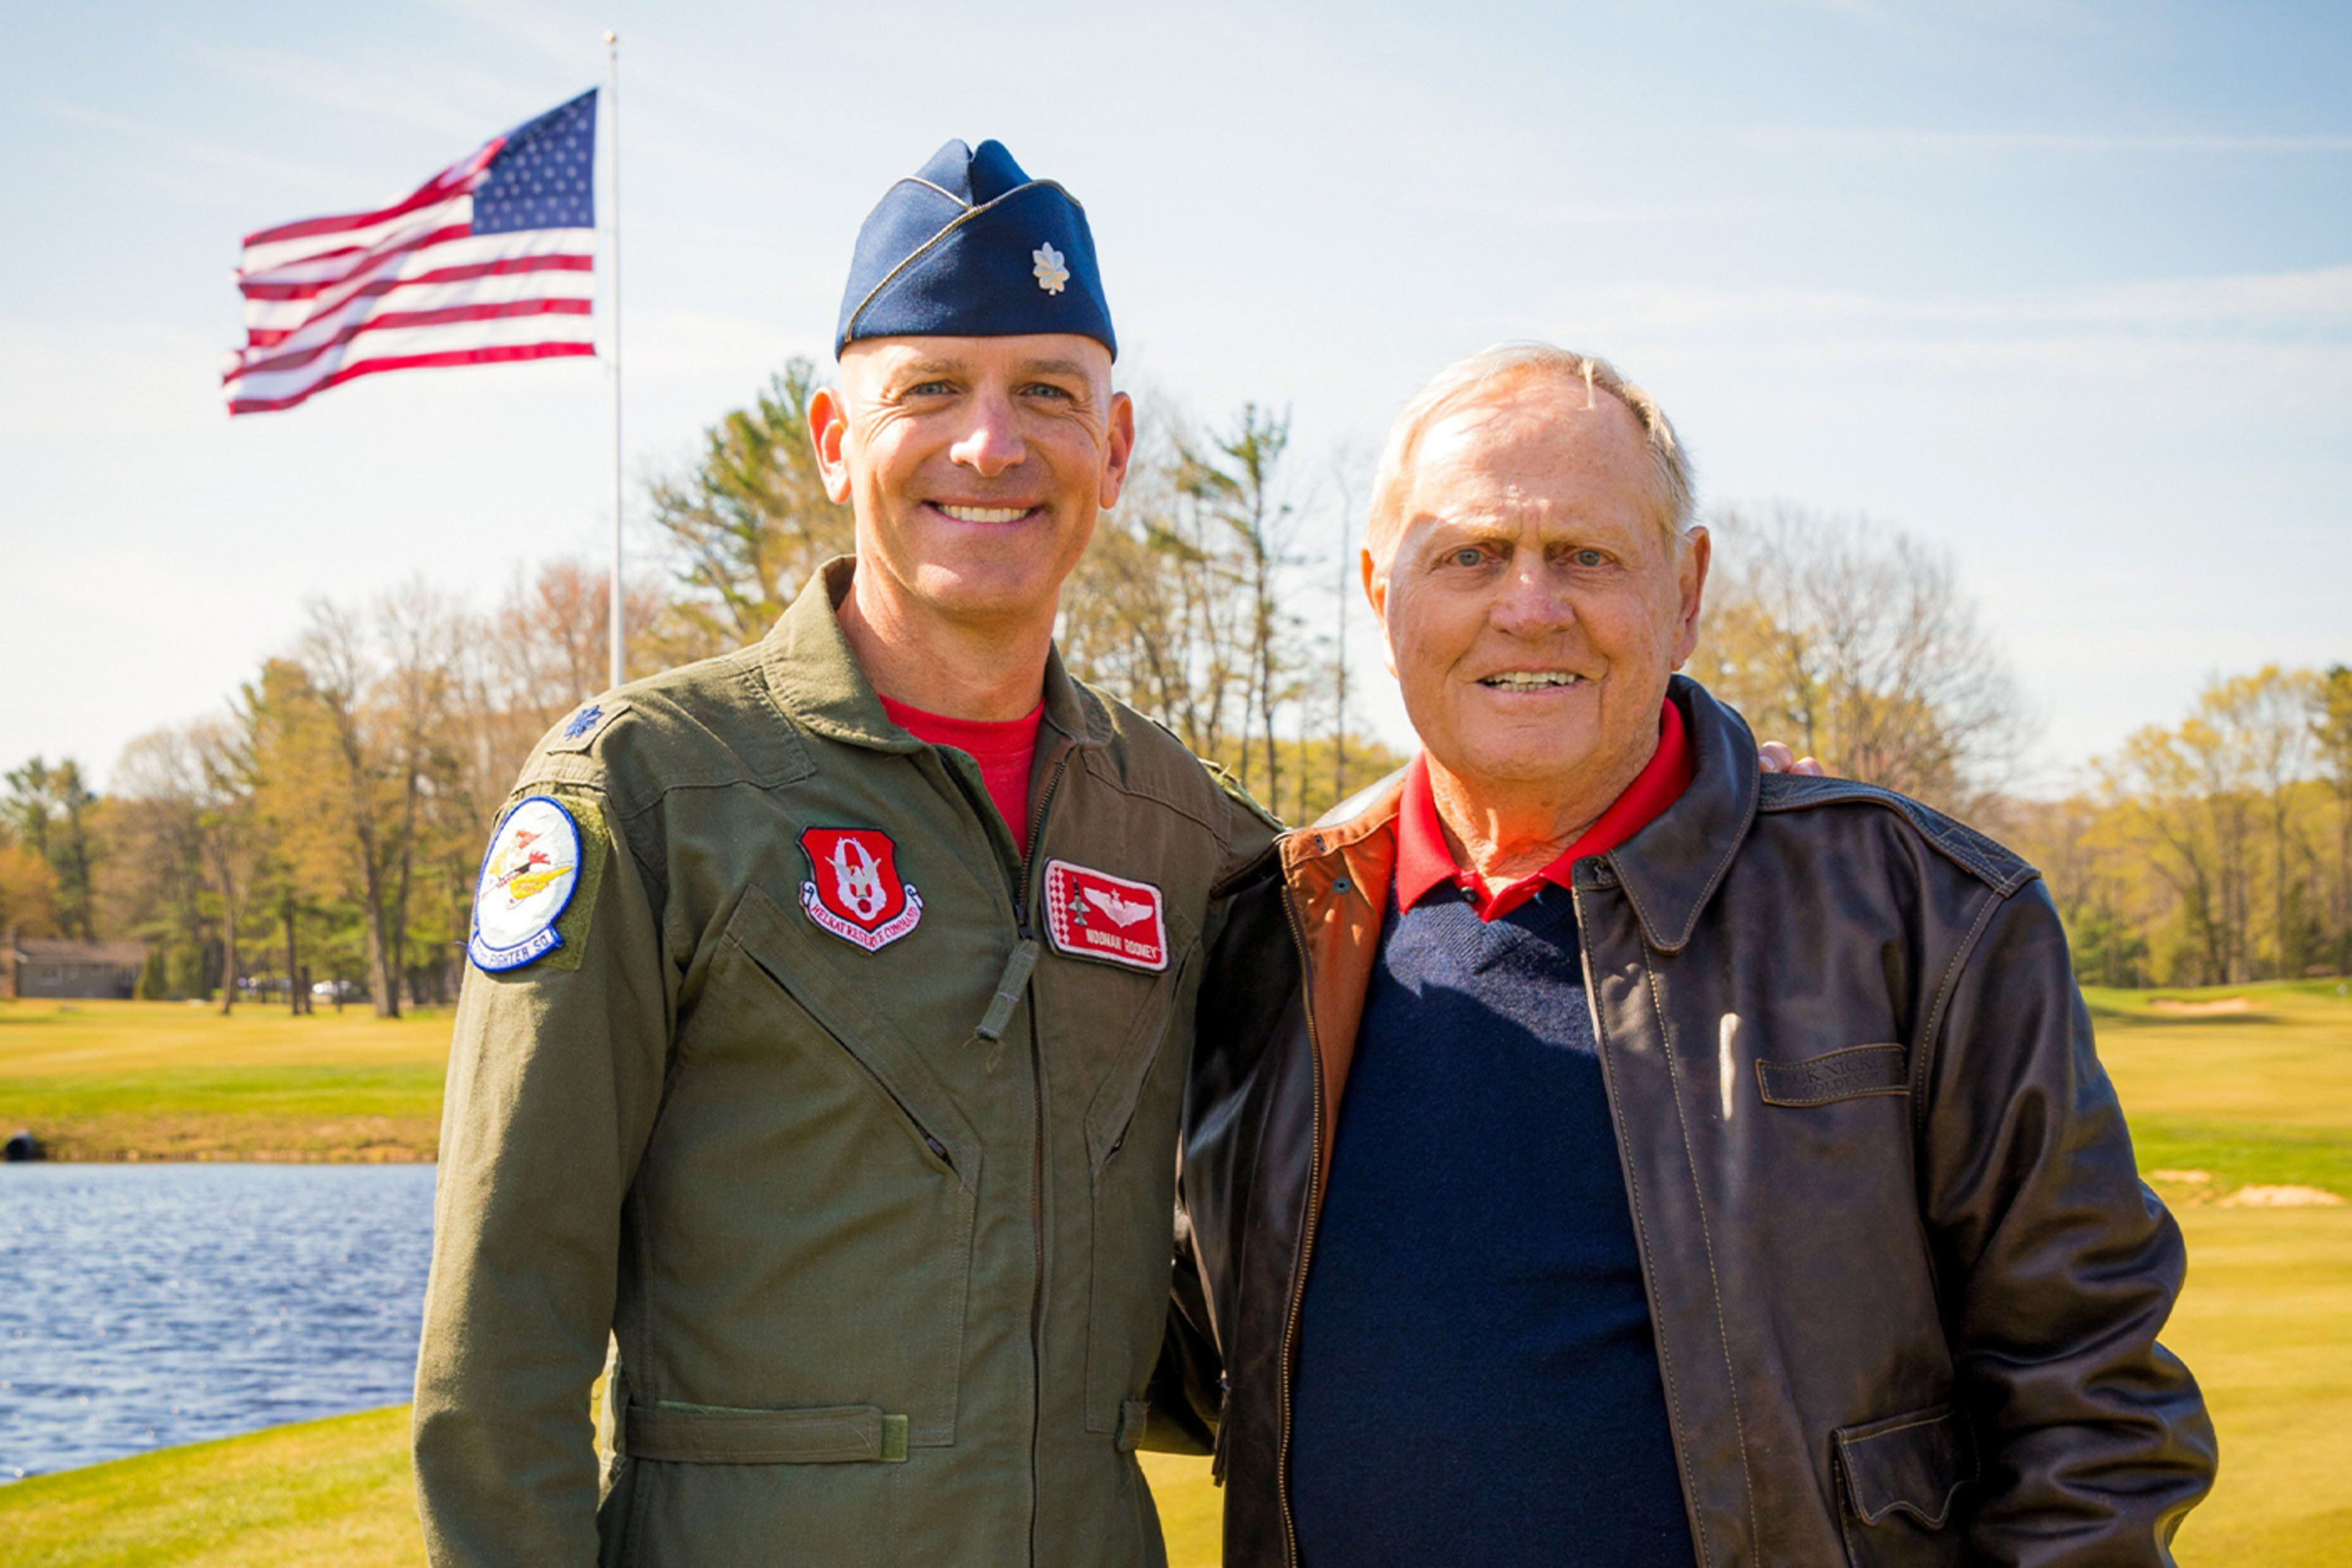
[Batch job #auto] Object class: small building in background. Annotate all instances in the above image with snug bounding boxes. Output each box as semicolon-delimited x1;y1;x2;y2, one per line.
1;930;149;1000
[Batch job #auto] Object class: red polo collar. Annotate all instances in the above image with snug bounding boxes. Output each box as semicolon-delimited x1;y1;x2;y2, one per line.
1395;698;1695;922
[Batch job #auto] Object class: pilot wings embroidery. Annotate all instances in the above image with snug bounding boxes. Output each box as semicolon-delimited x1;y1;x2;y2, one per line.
1084;887;1153;928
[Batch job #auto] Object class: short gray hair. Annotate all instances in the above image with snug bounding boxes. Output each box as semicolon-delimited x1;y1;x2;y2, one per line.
1365;342;1695;565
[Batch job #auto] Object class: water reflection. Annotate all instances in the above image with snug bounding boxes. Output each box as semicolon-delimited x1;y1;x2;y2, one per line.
0;1163;435;1480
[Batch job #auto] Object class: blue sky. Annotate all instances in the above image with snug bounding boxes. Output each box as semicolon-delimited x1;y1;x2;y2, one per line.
2;0;2346;789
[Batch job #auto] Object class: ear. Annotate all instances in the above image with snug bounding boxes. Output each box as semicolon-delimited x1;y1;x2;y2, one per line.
1098;390;1137;511
809;383;854;505
1670;526;1711;669
1362;546;1398;679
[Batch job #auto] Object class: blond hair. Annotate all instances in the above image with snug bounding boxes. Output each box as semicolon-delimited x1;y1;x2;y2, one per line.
1364;342;1695;565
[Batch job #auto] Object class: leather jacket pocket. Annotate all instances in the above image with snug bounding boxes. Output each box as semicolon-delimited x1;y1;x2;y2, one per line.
1835;1403;1975;1567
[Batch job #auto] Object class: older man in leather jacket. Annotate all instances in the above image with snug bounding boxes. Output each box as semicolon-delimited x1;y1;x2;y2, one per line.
1166;343;2216;1567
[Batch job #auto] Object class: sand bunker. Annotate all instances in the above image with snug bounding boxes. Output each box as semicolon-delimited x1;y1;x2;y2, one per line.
2220;1184;2345;1208
2147;1169;2213;1185
2146;997;2254;1014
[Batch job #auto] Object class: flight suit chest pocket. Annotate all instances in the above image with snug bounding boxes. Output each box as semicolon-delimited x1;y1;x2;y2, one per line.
704;885;982;1449
1068;929;1200;1433
720;884;982;1182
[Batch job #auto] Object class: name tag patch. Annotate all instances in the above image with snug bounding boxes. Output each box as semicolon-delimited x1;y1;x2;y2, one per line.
1042;860;1168;972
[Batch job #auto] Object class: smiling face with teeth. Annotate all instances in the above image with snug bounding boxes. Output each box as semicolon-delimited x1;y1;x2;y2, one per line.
809;334;1135;709
1366;378;1710;850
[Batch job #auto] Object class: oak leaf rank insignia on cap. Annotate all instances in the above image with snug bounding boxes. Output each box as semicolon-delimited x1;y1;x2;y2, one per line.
837;138;1114;358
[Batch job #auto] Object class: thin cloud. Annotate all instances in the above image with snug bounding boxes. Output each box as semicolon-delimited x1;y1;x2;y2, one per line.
32;100;359;203
183;40;550;144
1744;126;2352;154
1580;265;2352;338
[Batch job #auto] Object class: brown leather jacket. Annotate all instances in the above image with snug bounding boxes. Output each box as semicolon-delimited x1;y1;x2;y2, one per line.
1164;677;2215;1567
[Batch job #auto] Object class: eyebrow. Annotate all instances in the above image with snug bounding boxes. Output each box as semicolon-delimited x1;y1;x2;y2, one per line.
888;355;1093;385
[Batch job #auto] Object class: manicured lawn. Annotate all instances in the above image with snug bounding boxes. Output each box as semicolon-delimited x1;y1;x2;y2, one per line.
2090;979;2352;1198
2164;1207;2352;1566
6;1209;2339;1565
0;1406;422;1568
0;1404;1225;1568
0;999;448;1160
0;978;2343;1562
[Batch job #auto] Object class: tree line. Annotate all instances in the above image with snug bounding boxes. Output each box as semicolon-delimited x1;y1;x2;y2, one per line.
0;363;1399;1016
1;363;2342;1007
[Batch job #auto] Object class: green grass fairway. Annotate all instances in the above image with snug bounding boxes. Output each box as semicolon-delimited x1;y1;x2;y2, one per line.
0;978;2343;1562
0;999;449;1160
0;1406;421;1568
2089;979;2352;1199
6;1210;2339;1566
2165;1207;2352;1565
0;1404;1223;1568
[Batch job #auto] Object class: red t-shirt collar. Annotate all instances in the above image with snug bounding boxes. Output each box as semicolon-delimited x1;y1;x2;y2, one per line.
1395;697;1695;922
878;695;1046;854
876;694;1045;761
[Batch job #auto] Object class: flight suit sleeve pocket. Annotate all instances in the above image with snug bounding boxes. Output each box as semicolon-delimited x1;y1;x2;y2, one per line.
1836;1403;1974;1540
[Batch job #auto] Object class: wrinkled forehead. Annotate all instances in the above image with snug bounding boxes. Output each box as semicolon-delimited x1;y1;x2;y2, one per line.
1392;392;1657;536
839;333;1114;393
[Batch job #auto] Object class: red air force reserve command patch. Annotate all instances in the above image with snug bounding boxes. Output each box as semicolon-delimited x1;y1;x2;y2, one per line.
1042;859;1168;972
799;827;924;952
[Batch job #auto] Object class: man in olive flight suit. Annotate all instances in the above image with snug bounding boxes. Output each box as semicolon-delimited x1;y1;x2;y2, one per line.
413;138;1275;1567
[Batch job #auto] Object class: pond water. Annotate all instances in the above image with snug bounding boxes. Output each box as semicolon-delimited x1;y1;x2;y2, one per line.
0;1163;437;1481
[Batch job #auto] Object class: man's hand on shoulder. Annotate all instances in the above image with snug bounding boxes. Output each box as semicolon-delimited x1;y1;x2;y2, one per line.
1757;741;1825;776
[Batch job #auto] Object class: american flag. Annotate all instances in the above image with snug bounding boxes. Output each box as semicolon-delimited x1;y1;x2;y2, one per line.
224;89;598;415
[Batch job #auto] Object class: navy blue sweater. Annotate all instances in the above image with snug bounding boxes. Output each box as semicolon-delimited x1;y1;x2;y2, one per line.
1289;883;1696;1567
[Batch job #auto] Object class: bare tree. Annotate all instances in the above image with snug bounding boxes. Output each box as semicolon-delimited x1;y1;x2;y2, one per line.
2315;666;2352;974
1692;506;2036;812
2100;698;2259;985
258;584;469;1017
2216;668;2321;975
1061;401;1250;762
1178;404;1303;807
107;733;215;999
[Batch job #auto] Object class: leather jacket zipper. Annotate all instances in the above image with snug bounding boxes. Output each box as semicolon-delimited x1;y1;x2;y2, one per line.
1273;880;1327;1568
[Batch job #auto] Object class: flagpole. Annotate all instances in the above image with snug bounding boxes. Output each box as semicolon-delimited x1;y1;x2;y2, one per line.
605;29;625;692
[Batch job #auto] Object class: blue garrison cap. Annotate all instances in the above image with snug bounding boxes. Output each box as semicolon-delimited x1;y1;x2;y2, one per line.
836;139;1115;360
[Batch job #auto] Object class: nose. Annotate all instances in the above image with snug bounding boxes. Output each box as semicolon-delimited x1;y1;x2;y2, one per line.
948;386;1027;478
1488;552;1575;638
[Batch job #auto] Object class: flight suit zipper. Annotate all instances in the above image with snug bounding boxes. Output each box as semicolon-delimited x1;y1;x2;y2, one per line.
935;732;1075;1568
1016;744;1077;1568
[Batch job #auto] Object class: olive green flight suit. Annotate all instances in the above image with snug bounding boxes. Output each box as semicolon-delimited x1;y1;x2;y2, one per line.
413;559;1275;1567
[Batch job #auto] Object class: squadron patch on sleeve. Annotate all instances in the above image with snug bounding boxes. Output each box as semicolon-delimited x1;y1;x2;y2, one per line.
469;796;585;972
